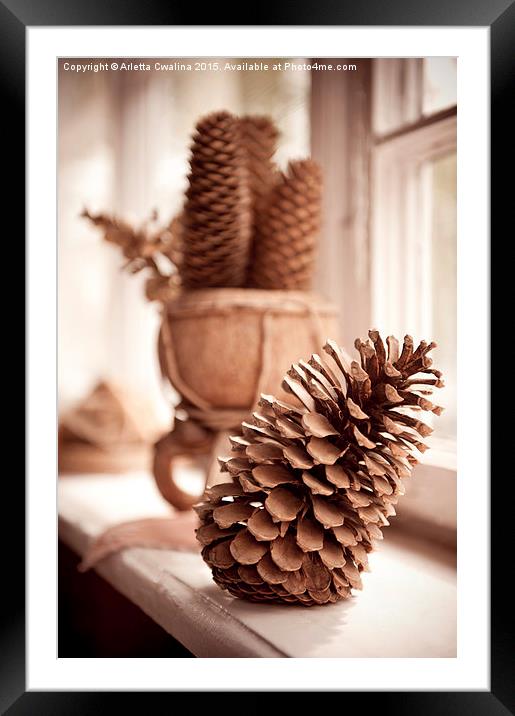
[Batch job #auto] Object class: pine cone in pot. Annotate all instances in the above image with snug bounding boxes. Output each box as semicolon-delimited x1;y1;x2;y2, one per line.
195;331;444;606
249;158;322;291
181;110;251;289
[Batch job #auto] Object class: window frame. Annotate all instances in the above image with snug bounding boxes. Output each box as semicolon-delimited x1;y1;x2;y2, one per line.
311;59;457;534
371;113;457;452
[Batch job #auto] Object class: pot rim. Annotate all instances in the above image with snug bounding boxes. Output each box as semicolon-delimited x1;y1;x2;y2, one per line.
163;288;338;319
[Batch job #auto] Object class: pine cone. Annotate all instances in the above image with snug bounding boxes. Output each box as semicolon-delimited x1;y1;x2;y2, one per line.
240;115;279;213
195;331;443;606
249;159;322;291
181;111;251;288
240;116;280;287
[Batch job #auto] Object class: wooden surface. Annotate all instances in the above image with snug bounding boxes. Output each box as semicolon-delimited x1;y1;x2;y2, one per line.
58;472;456;658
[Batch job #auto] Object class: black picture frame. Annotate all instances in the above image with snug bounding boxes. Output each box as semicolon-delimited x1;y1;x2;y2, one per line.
6;0;506;712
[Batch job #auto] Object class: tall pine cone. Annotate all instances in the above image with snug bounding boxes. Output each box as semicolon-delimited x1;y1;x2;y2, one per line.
249;159;322;291
240;115;279;287
195;331;443;606
181;111;251;288
240;115;279;215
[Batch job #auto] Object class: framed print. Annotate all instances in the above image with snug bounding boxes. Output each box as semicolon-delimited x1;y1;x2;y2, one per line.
4;0;508;711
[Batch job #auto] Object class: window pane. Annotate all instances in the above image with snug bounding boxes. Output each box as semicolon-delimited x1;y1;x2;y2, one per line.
430;153;456;441
422;58;457;116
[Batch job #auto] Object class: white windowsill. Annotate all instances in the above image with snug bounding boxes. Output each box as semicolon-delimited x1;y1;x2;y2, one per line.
419;437;457;472
58;471;456;658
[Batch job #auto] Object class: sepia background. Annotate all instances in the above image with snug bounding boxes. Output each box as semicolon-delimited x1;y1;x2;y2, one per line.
58;57;457;656
59;57;456;437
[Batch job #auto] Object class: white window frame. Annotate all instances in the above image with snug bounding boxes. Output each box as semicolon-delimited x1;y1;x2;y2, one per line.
371;115;457;452
312;60;457;537
371;115;456;345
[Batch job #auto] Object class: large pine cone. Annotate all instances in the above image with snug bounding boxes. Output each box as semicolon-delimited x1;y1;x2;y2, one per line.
195;331;443;606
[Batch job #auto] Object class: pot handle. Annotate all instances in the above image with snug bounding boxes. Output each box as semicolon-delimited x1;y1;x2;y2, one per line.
152;422;214;511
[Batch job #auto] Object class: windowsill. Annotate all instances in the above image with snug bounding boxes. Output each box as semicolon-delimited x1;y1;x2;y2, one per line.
398;438;457;538
419;437;457;472
58;471;456;658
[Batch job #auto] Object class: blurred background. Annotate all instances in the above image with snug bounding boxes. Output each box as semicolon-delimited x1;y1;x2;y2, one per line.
58;56;456;439
58;56;457;657
58;58;311;426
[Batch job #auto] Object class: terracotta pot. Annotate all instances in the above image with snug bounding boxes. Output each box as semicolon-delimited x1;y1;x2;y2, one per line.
157;288;340;410
153;288;340;510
